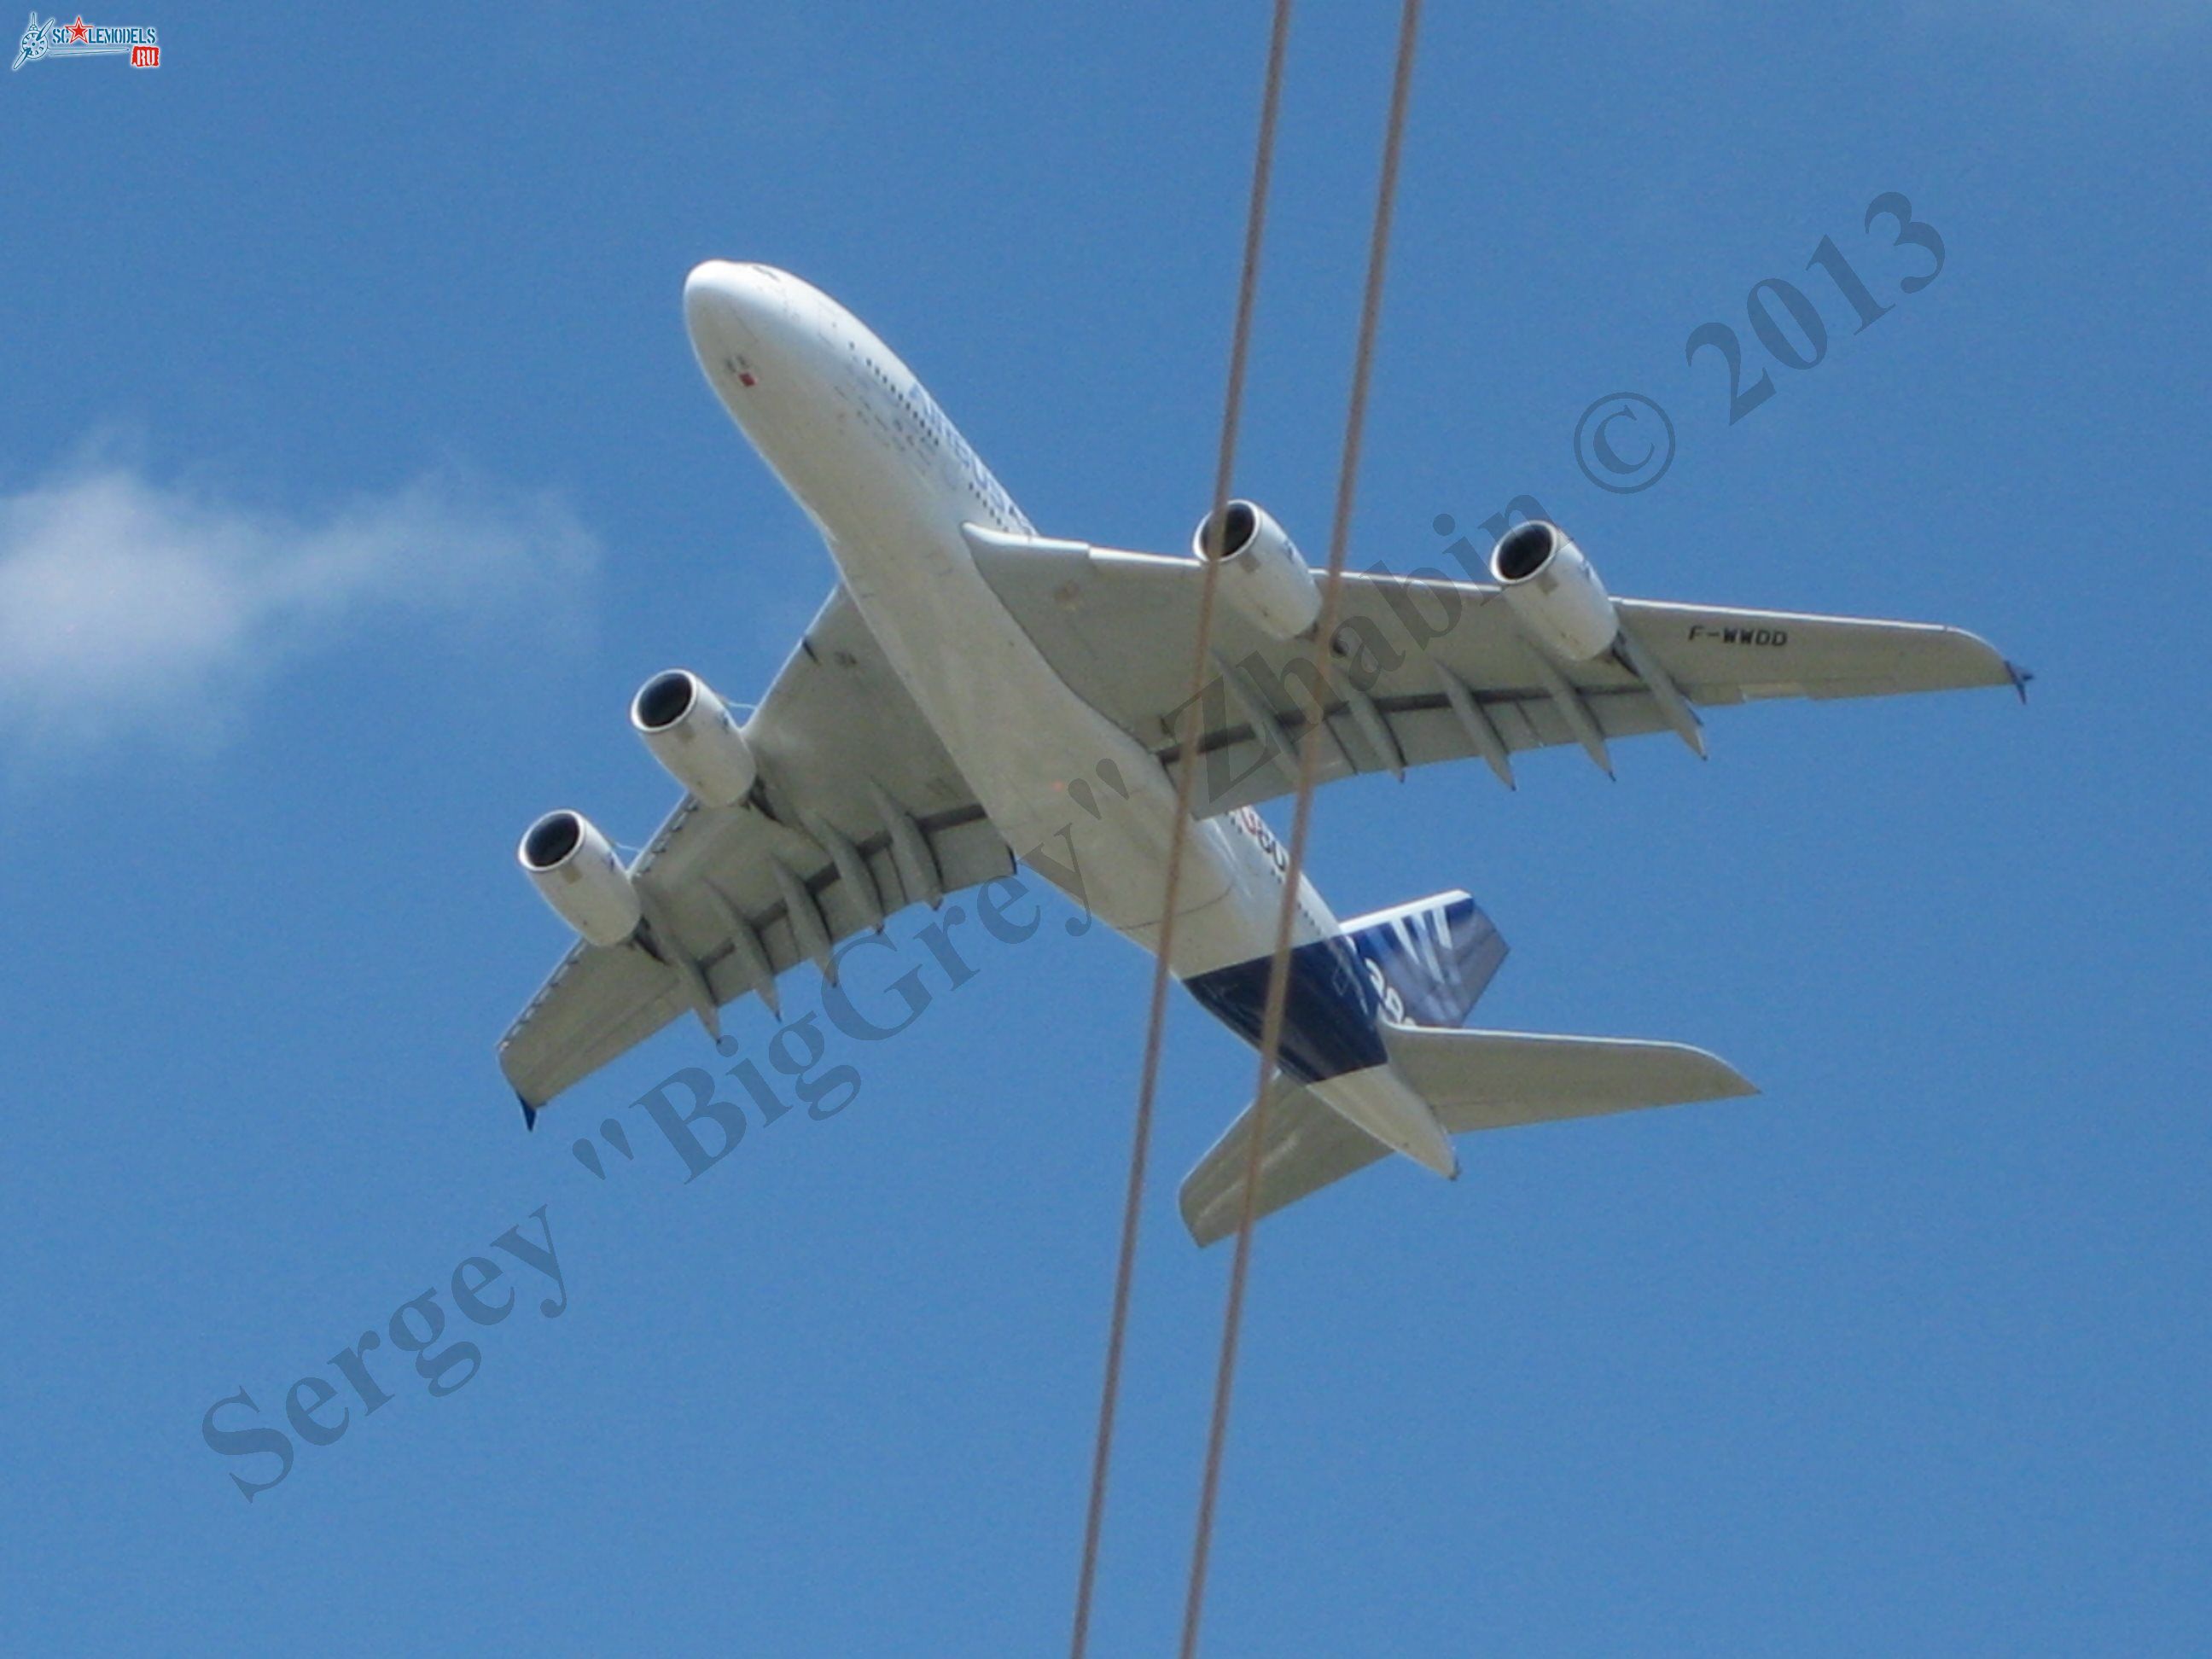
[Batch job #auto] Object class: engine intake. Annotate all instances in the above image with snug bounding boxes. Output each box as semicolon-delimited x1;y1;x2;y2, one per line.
518;809;641;947
1489;519;1620;661
631;668;757;807
1191;499;1321;640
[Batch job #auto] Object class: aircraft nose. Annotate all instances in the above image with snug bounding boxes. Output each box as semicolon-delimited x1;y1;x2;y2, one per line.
683;260;789;352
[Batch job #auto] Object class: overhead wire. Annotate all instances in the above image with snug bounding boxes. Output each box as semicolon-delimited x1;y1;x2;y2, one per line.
1067;6;1297;1654
1177;3;1425;1652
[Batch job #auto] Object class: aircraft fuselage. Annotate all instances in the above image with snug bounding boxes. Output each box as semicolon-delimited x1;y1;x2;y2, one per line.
681;261;1456;1172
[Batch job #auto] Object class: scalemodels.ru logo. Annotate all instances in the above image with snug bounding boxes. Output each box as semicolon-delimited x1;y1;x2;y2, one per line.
12;13;158;70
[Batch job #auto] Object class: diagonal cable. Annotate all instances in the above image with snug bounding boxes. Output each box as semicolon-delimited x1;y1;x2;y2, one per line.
1068;4;1298;1655
1179;3;1424;1652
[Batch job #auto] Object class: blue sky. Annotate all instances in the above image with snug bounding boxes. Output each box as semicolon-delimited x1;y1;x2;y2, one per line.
3;3;2207;1651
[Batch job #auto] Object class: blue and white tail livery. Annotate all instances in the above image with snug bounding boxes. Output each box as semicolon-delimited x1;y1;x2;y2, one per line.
1340;891;1507;1030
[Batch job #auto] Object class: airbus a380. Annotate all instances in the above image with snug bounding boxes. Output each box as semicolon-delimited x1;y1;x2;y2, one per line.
502;261;2020;1243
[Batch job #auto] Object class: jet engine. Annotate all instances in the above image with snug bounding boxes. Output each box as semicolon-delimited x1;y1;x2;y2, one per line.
517;809;641;947
1489;519;1620;661
1191;500;1321;640
630;668;757;807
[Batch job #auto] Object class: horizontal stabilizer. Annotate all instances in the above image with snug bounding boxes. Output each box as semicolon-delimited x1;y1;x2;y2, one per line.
1179;1026;1755;1246
1179;1076;1387;1249
1379;1022;1757;1133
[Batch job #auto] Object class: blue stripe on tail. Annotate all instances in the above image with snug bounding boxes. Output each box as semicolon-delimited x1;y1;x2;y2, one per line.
1181;891;1508;1085
1340;891;1507;1029
1182;936;1391;1084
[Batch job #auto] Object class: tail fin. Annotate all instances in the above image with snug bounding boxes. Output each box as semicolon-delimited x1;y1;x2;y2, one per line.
1339;891;1507;1028
1178;1023;1755;1246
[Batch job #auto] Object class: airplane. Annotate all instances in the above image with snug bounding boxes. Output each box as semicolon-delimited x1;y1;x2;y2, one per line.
500;260;2023;1244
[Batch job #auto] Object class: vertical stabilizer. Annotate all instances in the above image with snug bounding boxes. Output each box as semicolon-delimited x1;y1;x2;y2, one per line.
1339;890;1506;1028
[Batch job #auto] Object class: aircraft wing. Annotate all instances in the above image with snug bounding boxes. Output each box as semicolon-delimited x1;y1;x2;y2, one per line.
498;585;1013;1117
964;527;2022;817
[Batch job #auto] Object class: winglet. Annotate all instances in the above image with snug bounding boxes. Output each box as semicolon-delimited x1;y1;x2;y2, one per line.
516;1094;539;1132
2007;661;2034;705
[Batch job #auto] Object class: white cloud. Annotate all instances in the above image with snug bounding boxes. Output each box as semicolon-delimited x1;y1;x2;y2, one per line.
0;456;599;751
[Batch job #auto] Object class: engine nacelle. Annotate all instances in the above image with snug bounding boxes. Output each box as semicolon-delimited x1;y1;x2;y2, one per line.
630;669;757;807
1489;519;1620;661
518;809;641;948
1191;500;1321;640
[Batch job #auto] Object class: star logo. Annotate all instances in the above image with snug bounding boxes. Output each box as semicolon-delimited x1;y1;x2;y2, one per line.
66;13;85;42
